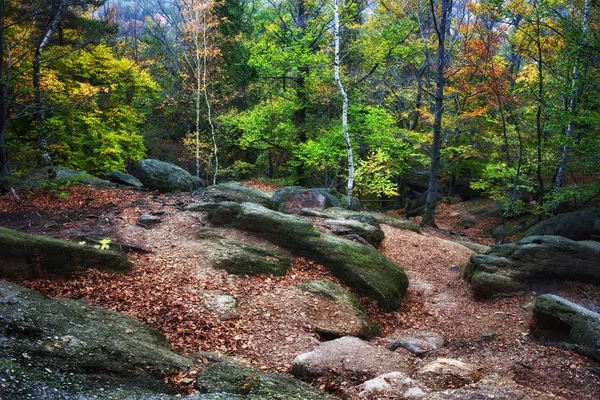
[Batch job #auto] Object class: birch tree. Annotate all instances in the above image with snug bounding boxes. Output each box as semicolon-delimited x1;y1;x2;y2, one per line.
332;0;353;208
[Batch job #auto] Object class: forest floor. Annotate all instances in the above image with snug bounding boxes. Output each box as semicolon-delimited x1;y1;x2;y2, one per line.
1;182;599;399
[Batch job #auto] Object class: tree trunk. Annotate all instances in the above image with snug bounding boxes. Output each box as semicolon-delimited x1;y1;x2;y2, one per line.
203;0;218;185
422;0;452;227
0;0;9;187
333;0;353;209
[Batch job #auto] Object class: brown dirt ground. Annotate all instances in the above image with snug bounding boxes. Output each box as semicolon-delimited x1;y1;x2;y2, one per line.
1;184;599;399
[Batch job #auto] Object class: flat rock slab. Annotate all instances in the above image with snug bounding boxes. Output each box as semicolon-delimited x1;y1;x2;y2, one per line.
0;226;131;278
208;238;292;276
418;358;482;389
196;362;329;399
300;207;421;233
201;182;274;209
272;187;340;214
532;294;600;359
292;336;412;381
323;218;385;246
388;331;446;356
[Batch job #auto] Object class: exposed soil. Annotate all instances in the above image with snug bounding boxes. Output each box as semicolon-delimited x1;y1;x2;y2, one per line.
1;183;599;399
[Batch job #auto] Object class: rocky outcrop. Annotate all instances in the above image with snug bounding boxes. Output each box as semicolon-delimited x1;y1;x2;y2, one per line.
0;280;192;398
300;207;421;233
292;336;412;380
388;331;446;356
524;209;600;241
201;182;274;209
532;294;600;360
208;238;292;276
204;202;408;309
0;226;131;278
322;218;385;246
298;280;379;339
463;236;600;297
196;362;329;399
55;167;115;187
132;159;201;192
100;171;144;188
271;187;340;214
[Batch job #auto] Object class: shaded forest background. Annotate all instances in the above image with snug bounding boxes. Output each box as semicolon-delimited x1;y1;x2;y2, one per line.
1;0;599;222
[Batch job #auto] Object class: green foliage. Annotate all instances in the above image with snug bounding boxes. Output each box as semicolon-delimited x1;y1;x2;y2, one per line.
354;150;399;198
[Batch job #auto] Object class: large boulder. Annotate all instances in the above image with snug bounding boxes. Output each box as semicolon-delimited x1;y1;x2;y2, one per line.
322;218;385;246
100;171;144;188
196;362;329;399
55;167;115;187
292;336;412;380
201;182;274;209
271;187;340;214
132;159;200;192
532;294;600;360
0;226;131;278
524;209;600;241
300;207;420;234
463;236;600;297
208;238;292;276
298;280;379;339
208;203;408;310
0;280;192;398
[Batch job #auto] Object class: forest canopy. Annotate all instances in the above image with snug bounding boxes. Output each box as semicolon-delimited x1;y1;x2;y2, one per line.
0;0;599;222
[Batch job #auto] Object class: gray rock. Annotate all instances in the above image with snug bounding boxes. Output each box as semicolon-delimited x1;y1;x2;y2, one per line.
417;358;482;389
360;372;430;398
292;336;412;380
137;213;162;228
298;280;379;339
196;362;329;399
323;218;385;246
55;167;115;187
0;280;192;399
463;235;600;297
388;331;446;356
300;207;421;234
0;226;131;279
132;159;199;192
214;203;408;310
100;171;144;188
532;294;600;359
524;208;600;241
451;240;491;254
208;238;292;276
272;187;340;214
202;182;274;209
204;292;239;320
457;214;477;229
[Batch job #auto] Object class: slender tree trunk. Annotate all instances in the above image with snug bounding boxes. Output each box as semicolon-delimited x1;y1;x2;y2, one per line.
422;0;452;227
294;0;308;185
499;115;524;244
203;0;217;185
534;14;544;211
333;0;353;209
554;0;592;194
0;0;9;186
34;3;66;179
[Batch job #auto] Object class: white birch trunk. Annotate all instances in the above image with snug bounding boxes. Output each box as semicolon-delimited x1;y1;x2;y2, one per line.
203;0;217;185
333;0;353;209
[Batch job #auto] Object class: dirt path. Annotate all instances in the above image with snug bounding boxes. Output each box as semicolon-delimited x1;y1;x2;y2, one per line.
2;185;599;398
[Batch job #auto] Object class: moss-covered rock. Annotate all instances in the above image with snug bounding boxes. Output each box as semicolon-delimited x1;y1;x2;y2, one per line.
323;218;385;246
300;207;421;234
464;236;600;297
0;226;131;278
209;239;292;276
202;182;274;209
298;280;379;338
271;187;339;214
132;159;200;192
196;362;329;399
532;294;600;359
524;208;600;241
100;171;143;188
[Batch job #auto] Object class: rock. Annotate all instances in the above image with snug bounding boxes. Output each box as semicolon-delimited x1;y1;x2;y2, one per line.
524;209;600;241
425;375;560;400
451;240;490;254
208;238;292;276
298;280;379;339
100;171;144;188
196;362;329;399
532;294;600;359
418;358;482;389
0;280;192;398
132;159;200;192
202;182;274;209
0;226;131;278
291;336;412;380
208;203;408;310
299;207;421;233
463;236;600;297
360;371;430;398
206;202;244;224
55;167;115;187
271;186;340;214
137;213;162;228
388;331;446;356
457;214;477;229
204;292;239;320
346;214;380;227
323;218;385;246
185;202;224;212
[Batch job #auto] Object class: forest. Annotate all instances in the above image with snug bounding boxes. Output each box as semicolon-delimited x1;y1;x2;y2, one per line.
0;0;598;222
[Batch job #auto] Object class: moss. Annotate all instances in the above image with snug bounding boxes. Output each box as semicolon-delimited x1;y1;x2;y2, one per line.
210;239;291;276
0;226;131;278
196;363;329;399
469;271;526;298
203;182;274;209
